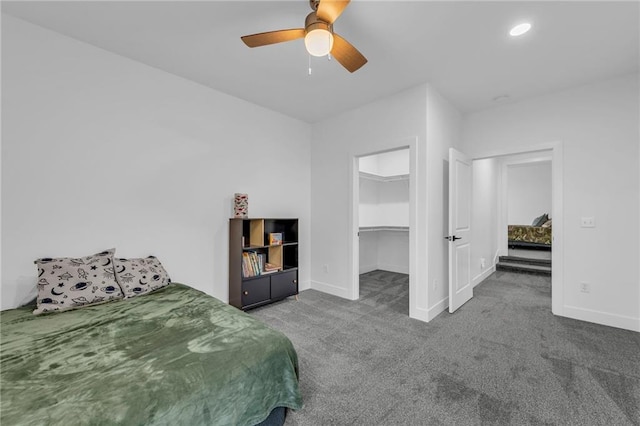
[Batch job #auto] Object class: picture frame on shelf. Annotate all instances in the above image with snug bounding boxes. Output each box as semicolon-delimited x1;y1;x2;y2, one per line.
269;233;283;245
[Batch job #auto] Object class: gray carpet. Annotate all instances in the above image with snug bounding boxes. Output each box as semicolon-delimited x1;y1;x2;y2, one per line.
250;270;640;425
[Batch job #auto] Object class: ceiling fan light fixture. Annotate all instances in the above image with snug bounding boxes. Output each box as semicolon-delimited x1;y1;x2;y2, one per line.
510;22;532;37
305;28;334;57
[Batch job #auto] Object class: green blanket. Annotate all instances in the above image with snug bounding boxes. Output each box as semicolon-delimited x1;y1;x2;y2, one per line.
1;283;302;425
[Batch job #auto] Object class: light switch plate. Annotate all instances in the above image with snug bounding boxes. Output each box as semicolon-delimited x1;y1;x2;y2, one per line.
580;217;595;228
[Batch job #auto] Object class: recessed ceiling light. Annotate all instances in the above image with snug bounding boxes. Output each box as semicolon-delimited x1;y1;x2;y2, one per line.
510;23;532;37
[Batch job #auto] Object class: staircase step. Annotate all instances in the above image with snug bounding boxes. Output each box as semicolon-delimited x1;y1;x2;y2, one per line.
496;261;551;276
499;256;551;267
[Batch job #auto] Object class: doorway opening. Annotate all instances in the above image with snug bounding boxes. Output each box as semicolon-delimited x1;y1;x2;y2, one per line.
351;142;417;316
468;143;563;316
500;154;553;275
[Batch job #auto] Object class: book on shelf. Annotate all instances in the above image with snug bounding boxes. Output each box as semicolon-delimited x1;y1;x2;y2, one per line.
242;251;264;278
264;262;281;272
251;252;259;276
242;252;252;277
269;233;283;245
242;252;283;278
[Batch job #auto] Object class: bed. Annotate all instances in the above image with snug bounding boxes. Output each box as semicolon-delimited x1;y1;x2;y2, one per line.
0;283;302;426
508;224;552;250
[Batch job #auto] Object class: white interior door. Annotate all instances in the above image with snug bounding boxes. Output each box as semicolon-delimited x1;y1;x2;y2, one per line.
448;148;473;313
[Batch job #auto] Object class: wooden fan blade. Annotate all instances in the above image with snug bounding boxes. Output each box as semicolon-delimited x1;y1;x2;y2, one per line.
331;33;367;73
241;29;305;48
316;0;350;24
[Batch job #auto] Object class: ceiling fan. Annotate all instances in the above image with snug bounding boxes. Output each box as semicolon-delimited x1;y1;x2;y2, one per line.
241;0;367;73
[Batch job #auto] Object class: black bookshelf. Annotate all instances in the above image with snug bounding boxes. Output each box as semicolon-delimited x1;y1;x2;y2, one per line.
229;218;298;310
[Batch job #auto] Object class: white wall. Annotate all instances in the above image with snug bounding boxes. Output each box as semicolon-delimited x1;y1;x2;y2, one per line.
358;231;378;274
425;85;462;319
508;162;552;225
378;180;409;227
1;15;312;309
471;158;499;286
358;155;379;177
358;177;380;227
359;149;410;177
376;231;409;274
462;74;640;332
359;230;409;275
359;178;409;227
378;150;410;176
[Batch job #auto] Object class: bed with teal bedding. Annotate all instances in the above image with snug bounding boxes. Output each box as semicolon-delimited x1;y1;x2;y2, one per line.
0;283;302;425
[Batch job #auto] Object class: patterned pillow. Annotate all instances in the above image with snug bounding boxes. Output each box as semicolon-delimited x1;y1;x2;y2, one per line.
531;213;548;227
33;249;123;315
113;256;171;298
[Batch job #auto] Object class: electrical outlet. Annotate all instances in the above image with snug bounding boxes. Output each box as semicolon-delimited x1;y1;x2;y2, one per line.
322;264;329;273
480;258;486;269
580;282;590;293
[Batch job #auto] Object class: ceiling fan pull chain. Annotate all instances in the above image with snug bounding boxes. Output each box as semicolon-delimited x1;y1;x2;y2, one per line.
328;53;332;61
308;54;312;76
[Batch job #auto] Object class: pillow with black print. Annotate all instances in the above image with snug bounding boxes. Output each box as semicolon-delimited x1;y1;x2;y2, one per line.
33;249;124;315
113;256;171;298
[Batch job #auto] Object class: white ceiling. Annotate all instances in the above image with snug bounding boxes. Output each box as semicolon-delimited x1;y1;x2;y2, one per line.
3;1;639;123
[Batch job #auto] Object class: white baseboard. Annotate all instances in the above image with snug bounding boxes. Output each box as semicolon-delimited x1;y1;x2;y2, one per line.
310;280;356;300
410;305;430;322
377;263;410;274
562;305;640;332
359;264;377;274
427;297;449;321
298;279;311;292
473;265;496;288
409;297;448;322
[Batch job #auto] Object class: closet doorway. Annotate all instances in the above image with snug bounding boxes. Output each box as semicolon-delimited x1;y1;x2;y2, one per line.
352;145;415;316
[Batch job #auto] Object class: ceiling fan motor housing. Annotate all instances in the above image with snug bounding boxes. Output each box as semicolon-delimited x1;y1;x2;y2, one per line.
305;12;333;35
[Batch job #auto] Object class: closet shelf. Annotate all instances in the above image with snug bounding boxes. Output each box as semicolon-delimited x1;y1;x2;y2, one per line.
359;226;409;232
359;171;409;182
